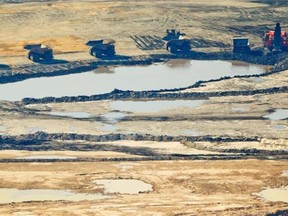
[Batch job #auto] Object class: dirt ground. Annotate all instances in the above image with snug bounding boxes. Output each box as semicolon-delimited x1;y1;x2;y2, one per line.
0;160;288;216
1;0;288;215
0;0;288;64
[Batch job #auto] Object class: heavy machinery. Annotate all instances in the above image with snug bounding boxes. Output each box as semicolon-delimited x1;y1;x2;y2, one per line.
232;37;251;54
263;23;288;52
162;29;181;41
25;44;54;62
86;39;115;58
163;29;191;54
166;39;191;53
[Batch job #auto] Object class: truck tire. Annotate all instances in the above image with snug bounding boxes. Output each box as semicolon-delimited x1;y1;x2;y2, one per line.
106;48;115;57
167;45;177;54
95;51;102;58
44;53;53;61
30;53;40;62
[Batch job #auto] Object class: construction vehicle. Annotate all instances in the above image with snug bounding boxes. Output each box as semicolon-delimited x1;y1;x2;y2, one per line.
86;39;115;58
25;44;54;62
263;23;288;52
232;37;251;54
166;39;191;53
162;29;181;41
163;29;191;54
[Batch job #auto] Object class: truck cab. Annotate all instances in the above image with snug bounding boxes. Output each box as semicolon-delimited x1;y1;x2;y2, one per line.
233;37;251;54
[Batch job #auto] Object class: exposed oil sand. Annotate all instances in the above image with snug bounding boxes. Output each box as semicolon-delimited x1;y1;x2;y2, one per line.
0;0;288;215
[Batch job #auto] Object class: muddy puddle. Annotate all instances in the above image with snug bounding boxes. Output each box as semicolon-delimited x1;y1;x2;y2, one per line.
110;100;205;113
102;124;117;132
0;188;108;204
101;112;126;124
16;155;77;160
180;129;199;136
47;111;92;118
0;60;266;101
253;187;288;203
94;179;153;194
264;109;288;120
231;107;249;112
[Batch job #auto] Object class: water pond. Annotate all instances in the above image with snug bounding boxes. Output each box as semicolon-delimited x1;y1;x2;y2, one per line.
0;188;108;204
264;109;288;120
253;186;288;203
0;60;266;101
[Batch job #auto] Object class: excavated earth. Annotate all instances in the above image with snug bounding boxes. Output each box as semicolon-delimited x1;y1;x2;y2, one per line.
0;0;288;215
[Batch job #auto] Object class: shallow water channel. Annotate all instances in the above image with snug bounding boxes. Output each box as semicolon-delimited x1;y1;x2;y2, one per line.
0;60;266;101
0;188;107;204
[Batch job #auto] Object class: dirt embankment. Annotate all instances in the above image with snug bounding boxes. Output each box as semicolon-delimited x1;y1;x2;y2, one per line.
0;132;287;162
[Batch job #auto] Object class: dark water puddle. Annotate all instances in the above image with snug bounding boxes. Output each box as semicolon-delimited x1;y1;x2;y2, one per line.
0;60;266;101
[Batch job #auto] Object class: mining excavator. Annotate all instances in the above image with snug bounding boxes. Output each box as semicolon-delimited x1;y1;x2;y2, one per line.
163;29;192;54
263;23;288;52
86;39;115;58
25;44;54;62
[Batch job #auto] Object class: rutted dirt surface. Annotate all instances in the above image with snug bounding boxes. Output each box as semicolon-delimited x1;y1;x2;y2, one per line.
0;0;288;215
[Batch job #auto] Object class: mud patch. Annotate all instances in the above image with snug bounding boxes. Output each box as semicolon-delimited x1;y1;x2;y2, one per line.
94;179;153;194
110;100;205;113
271;125;287;130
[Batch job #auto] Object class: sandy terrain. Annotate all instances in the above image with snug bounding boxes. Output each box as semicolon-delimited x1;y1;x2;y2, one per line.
0;0;288;215
0;0;288;65
0;160;288;216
